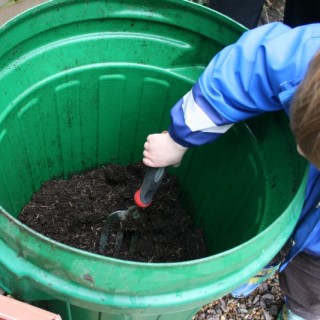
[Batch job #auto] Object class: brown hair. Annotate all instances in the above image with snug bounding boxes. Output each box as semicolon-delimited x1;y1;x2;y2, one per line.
290;50;320;167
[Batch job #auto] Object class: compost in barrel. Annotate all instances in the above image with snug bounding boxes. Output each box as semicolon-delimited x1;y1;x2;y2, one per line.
19;162;208;263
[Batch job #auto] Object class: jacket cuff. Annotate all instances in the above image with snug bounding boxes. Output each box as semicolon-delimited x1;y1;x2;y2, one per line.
168;125;193;148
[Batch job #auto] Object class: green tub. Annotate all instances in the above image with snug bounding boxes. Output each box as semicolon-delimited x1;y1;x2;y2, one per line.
0;0;307;319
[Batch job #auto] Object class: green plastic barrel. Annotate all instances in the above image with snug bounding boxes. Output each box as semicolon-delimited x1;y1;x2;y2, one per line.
0;0;307;319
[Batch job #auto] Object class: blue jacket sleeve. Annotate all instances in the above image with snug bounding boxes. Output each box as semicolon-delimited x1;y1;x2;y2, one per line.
168;22;320;148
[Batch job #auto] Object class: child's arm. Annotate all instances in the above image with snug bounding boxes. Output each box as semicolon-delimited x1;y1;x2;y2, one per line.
169;22;320;148
143;22;320;167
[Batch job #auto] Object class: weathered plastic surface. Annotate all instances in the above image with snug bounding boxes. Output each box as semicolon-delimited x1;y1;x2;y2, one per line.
0;0;308;319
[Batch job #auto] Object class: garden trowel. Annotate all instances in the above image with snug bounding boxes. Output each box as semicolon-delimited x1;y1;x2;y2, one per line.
99;167;165;256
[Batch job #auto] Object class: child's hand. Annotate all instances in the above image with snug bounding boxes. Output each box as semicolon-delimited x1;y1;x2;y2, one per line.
143;132;188;167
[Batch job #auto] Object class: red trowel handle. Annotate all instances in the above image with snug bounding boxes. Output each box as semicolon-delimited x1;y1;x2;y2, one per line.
134;167;165;208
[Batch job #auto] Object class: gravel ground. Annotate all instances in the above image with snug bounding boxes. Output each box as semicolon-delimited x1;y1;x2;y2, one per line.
259;0;285;25
193;1;286;319
193;274;284;320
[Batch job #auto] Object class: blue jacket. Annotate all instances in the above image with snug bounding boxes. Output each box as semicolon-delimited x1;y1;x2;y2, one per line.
168;22;320;267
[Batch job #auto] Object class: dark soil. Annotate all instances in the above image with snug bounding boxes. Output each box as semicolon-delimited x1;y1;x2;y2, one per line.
19;163;208;263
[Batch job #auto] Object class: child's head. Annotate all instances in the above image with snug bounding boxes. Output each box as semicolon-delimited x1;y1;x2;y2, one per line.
290;50;320;168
